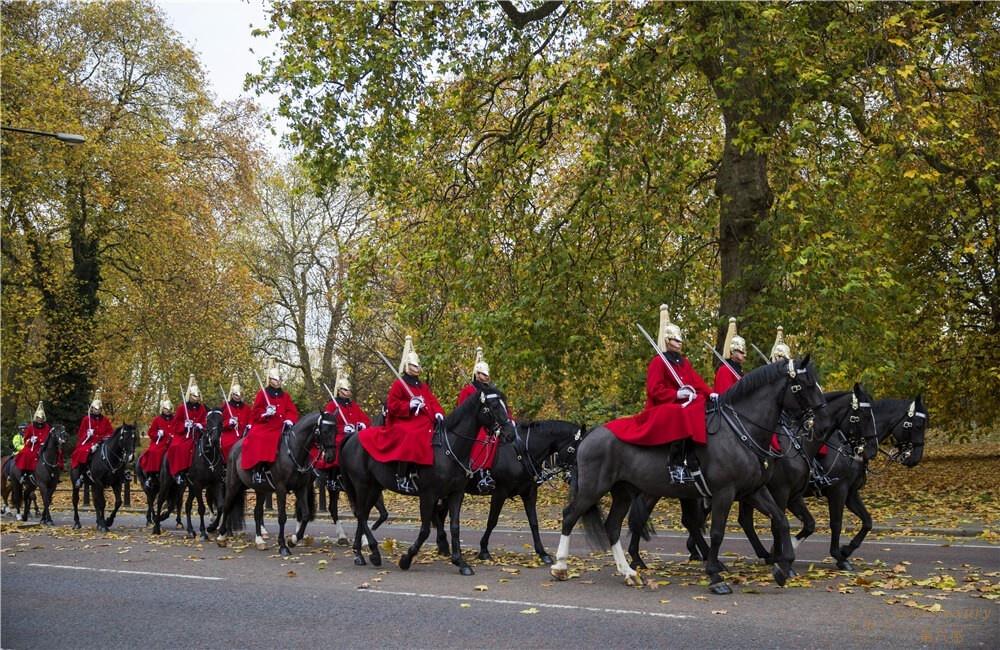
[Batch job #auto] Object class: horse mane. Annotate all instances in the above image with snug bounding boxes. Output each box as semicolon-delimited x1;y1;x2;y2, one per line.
721;360;789;405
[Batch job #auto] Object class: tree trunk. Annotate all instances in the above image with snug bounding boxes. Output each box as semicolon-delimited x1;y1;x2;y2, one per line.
714;126;774;350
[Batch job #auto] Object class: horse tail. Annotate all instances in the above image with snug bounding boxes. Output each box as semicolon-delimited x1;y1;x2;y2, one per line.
581;503;608;551
225;487;246;532
629;492;656;541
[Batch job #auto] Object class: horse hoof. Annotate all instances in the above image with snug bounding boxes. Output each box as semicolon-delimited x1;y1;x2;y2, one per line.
201;533;209;541
836;559;855;572
688;553;703;562
287;535;298;548
459;566;474;577
437;545;450;557
255;542;268;551
336;536;350;547
369;554;382;567
631;558;648;571
187;531;196;539
354;556;367;566
624;573;644;587
787;566;798;578
261;530;270;540
551;567;569;581
279;547;292;557
216;537;228;548
477;550;492;562
399;555;413;571
709;581;733;595
772;566;788;587
175;523;184;530
207;524;218;534
73;522;81;530
540;554;554;566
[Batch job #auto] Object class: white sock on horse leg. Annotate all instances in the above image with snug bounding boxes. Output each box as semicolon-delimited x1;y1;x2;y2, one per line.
335;522;347;539
611;540;637;578
552;534;571;571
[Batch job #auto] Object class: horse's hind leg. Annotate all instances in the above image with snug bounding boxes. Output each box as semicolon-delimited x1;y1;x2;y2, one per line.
839;489;871;564
434;499;449;556
93;487;108;532
372;493;389;531
604;485;642;585
788;494;815;549
826;484;853;570
253;494;267;549
680;498;710;563
704;486;737;594
627;494;660;570
206;483;224;534
521;486;553;565
330;489;349;545
185;488;197;538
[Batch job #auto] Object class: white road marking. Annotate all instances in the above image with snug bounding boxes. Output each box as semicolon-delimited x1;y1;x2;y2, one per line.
361;588;693;619
27;563;222;581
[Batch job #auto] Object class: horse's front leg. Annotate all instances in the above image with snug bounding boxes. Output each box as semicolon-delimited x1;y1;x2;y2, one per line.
398;493;435;571
71;474;82;529
206;482;224;534
787;494;816;549
40;482;54;525
477;490;506;562
434;498;449;556
738;499;771;561
627;494;661;570
93;486;108;532
276;489;292;556
329;487;349;545
446;490;474;576
253;492;267;550
289;484;311;547
104;483;123;529
705;486;736;594
185;487;197;538
840;488;872;564
520;486;553;565
826;483;852;570
196;489;209;540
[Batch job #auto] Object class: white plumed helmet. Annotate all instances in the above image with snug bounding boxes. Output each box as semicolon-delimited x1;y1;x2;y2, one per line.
185;373;201;400
229;375;242;399
335;362;351;392
657;304;682;350
723;317;746;359
266;358;281;383
160;398;173;413
398;335;420;374
90;388;103;411
771;326;791;362
472;347;490;379
33;401;45;421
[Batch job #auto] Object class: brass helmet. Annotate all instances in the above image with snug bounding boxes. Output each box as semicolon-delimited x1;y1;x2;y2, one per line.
723;317;746;359
398;335;420;374
472;346;490;379
771;326;791;362
657;304;682;350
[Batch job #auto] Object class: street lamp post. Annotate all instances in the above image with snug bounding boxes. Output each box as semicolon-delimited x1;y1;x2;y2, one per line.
1;125;86;144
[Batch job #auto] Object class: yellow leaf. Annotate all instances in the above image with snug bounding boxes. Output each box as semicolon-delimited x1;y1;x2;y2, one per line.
520;607;540;614
474;585;488;592
460;603;471;608
902;169;918;179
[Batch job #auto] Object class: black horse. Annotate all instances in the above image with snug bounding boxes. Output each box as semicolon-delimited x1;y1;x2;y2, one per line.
179;409;226;540
797;394;928;570
432;419;586;564
71;424;137;531
135;444;183;530
551;357;828;594
629;384;879;571
4;425;68;524
216;411;337;556
340;386;515;575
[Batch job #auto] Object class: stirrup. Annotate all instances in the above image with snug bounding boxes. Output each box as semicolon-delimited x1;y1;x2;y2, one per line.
477;471;496;493
668;465;693;484
175;473;185;486
74;475;85;488
396;475;418;494
143;477;154;489
252;470;265;486
327;476;344;491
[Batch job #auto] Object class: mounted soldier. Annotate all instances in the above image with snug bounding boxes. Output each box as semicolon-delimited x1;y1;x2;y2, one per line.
166;374;208;486
219;376;251;463
14;402;54;484
317;364;371;490
606;305;713;483
713;317;746;395
457;347;506;493
358;336;445;494
138;396;174;488
71;390;115;486
241;359;299;486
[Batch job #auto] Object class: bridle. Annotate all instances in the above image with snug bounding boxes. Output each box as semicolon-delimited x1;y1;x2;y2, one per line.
39;426;67;472
516;422;583;485
824;392;877;461
101;426;135;475
285;412;337;474
197;410;224;472
438;391;511;478
878;402;927;464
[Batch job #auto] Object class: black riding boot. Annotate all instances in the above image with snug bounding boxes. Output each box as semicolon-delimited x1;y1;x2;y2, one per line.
396;463;417;494
668;440;692;484
251;463;267;486
327;470;344;492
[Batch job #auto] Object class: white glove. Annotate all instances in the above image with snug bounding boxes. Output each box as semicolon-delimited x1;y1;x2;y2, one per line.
283;419;294;428
435;413;445;423
85;429;94;438
264;405;276;417
228;417;238;427
90;444;98;451
676;386;695;402
710;392;719;400
409;396;425;409
194;423;203;430
185;419;194;428
343;425;356;435
29;435;38;443
357;422;366;431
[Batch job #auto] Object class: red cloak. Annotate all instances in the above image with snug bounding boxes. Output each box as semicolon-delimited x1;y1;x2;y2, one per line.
311;399;371;469
358;378;443;466
166;402;208;475
139;414;174;473
219;400;252;462
14;422;52;472
71;415;114;469
239;388;299;470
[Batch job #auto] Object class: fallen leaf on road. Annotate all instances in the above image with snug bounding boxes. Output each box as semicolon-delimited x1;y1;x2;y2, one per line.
659;599;671;604
520;608;539;614
712;610;728;615
460;603;471;608
286;570;297;577
474;585;488;592
357;582;370;590
693;596;709;601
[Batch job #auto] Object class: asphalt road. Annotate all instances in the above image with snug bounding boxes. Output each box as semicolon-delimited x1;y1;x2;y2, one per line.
2;510;997;649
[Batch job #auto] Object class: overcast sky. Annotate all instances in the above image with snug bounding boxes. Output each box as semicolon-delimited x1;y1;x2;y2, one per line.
156;0;288;153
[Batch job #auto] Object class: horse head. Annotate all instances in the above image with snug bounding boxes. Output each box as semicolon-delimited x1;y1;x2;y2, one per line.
848;383;879;461
888;394;927;467
474;385;515;443
782;355;830;434
204;410;224;449
315;411;338;464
